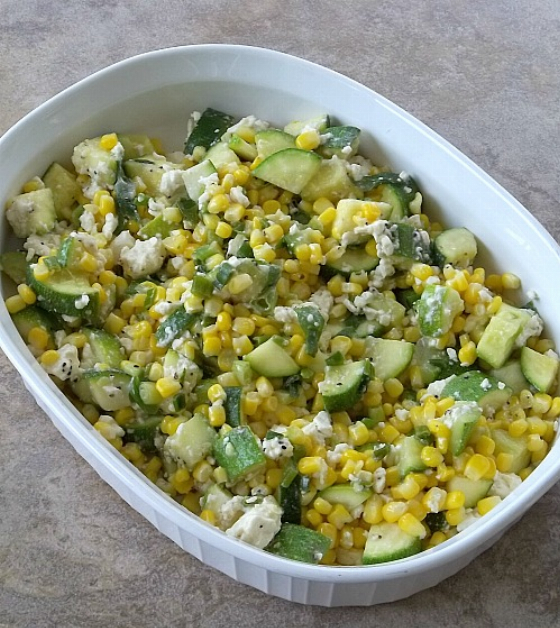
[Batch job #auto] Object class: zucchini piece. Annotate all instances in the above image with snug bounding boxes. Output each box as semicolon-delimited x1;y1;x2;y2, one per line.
81;328;123;369
445;402;482;456
155;309;197;347
117;134;155;159
124;415;162;452
367;338;414;382
255;129;296;159
320;359;372;412
253;148;322;195
520;346;559;393
300;157;357;204
441;371;512;413
319;125;360;158
432;227;477;268
295;304;324;357
181;159;217;202
43;162;82;221
11;304;58;345
277;456;303;525
129;376;162;414
322;247;378;278
224;386;243;427
26;266;101;325
184;108;235;155
356;172;419;221
318;483;372;510
334;316;384;340
476;303;534;369
212;426;267;483
284;114;330;136
381;221;432;265
122;157;171;197
245;337;299;378
446;475;493;508
114;162;140;229
266;523;330;564
228;133;258;161
164;413;217;470
490;360;529;394
83;368;131;411
397;436;427;478
138;213;180;240
5;189;57;239
201;484;234;520
0;251;28;284
363;522;422;565
206;141;240;169
417;284;464;338
491;428;531;474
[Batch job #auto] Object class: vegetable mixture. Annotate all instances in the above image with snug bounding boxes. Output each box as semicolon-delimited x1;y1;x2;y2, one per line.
3;108;559;566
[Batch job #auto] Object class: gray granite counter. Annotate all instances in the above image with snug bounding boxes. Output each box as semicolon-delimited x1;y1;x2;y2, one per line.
1;1;560;626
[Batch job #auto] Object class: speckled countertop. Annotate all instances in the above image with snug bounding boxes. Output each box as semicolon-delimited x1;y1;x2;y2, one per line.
1;1;560;626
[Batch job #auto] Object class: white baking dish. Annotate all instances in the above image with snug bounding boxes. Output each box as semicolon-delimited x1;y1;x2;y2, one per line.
1;45;559;607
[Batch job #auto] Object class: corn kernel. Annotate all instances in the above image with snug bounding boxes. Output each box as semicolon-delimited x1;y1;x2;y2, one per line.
100;133;119;150
445;490;465;510
477;495;502;516
155;377;182;398
398;512;426;538
327;503;353;529
382;501;408;523
5;294;27;314
296;129;321;151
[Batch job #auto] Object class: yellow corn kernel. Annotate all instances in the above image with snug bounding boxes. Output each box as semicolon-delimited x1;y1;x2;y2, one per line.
192;460;213;484
464;453;491;481
215;221;233;239
305;508;323;528
422;487;447;513
202;336;221;357
508;418;528;438
27;326;50;351
410;263;433;282
98;194;115;216
420;445;443;468
232;316;256;336
445;506;466;527
104;312;126;335
458;341;477;366
318;522;338;549
477;495;502;516
39;349;59;367
384;378;404;399
348;421;370;447
5;294;26;314
392;476;421;501
445;490;465;510
207;384;226;404
313;497;333;516
17;283;37;305
327;503;353;530
22;177;44;193
363;495;385;525
207;193;230;214
298;456;325;476
382;501;408;523
100;133;118;150
384;466;401;487
242;392;260;416
232;335;253;356
295;129;321;151
502;272;521;290
155;377;182;398
475;434;496;456
379;423;400;444
263;223;285;244
114;407;135;426
208;404;226;427
398;512;426;538
199;509;217;526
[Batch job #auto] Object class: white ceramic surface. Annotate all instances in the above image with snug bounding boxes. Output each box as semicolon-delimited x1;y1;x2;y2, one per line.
1;45;559;607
